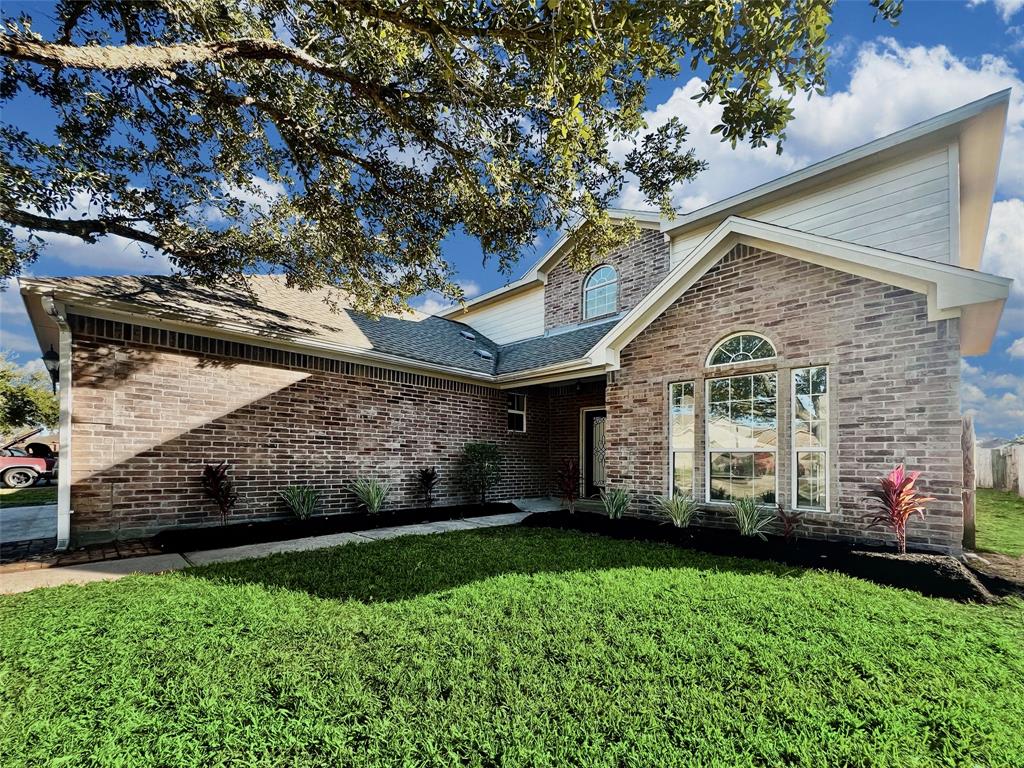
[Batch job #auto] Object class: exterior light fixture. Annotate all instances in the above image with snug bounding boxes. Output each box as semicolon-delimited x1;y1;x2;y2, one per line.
42;344;60;393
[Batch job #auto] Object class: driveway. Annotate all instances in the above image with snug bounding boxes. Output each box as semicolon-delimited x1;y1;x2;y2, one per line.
0;503;57;543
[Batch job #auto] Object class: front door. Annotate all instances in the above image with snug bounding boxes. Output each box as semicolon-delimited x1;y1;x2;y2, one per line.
583;410;607;498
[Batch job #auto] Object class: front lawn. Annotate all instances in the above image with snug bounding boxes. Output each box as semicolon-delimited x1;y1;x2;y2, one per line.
0;484;57;507
1;527;1022;767
977;488;1024;557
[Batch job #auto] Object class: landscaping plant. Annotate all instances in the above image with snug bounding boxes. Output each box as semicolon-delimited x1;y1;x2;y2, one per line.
416;467;441;509
555;457;581;513
731;497;775;540
866;464;936;554
776;504;804;542
459;443;501;503
601;488;631;520
655;494;698;528
350;477;392;515
201;461;238;526
278;485;320;521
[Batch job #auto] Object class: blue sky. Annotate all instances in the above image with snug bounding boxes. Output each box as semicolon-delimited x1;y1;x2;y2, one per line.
1;0;1023;437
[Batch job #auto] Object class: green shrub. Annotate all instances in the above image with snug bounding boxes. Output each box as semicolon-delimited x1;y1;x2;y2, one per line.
278;485;320;520
654;494;697;528
350;477;392;515
730;497;774;540
459;443;501;503
601;487;630;520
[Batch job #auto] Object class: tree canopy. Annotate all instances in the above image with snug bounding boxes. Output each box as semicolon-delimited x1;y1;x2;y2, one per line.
1;0;901;313
0;353;59;437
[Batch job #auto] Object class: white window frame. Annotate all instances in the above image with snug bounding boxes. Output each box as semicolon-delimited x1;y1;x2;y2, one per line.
704;372;779;506
667;381;696;498
582;264;618;320
791;366;830;513
706;332;777;368
507;392;527;433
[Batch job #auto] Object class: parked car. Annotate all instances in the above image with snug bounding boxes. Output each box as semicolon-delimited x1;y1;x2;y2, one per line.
0;428;57;488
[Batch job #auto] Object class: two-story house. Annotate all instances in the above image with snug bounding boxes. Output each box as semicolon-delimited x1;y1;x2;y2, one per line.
19;91;1014;553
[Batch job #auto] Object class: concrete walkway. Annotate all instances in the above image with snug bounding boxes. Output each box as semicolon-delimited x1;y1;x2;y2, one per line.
0;503;57;543
0;511;530;594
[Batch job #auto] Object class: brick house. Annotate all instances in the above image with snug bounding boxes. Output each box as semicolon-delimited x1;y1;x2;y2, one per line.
18;92;1014;553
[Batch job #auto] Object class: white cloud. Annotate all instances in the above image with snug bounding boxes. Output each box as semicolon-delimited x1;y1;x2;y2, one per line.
969;0;1024;23
617;39;1024;211
961;360;1024;438
1008;337;1024;357
983;199;1024;299
412;280;483;316
206;176;288;223
0;328;42;355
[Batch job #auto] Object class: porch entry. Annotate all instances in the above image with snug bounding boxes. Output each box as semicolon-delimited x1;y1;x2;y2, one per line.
582;408;607;498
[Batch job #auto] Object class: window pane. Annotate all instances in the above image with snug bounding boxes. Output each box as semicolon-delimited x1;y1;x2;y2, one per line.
708;373;777;451
708;451;776;503
709;379;730;403
507;393;524;412
673;452;694;496
709;334;776;366
508;412;525;431
796;452;826;509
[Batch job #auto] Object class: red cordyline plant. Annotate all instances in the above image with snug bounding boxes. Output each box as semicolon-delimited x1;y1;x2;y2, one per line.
201;461;238;526
866;464;936;554
555;457;581;513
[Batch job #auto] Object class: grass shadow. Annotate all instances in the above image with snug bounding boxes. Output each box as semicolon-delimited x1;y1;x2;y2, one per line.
185;526;810;603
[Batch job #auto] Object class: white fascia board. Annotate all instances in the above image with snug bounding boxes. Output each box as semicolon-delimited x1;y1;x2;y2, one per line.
661;90;1011;243
586;216;1012;364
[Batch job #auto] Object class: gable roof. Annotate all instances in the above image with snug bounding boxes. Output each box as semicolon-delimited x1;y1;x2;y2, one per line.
661;90;1009;272
584;216;1012;363
495;318;619;375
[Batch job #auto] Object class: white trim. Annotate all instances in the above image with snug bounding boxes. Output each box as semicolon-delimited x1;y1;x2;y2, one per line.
507;392;527;433
41;297;72;550
791;365;830;514
585;216;1012;360
704;371;779;506
705;331;777;368
579;406;607;497
582;264;619;320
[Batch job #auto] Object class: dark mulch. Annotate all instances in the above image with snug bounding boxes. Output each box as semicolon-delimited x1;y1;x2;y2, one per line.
523;510;996;603
154;502;521;553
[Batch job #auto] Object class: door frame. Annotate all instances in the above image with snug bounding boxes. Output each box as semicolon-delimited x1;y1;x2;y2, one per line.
579;406;607;498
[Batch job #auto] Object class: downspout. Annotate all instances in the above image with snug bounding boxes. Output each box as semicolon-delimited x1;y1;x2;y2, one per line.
41;296;72;550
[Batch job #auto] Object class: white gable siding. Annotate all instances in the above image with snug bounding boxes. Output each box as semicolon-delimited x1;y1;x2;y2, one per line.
671;145;956;268
447;287;545;344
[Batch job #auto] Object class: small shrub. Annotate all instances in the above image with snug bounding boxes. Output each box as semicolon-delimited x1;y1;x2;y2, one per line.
655;494;698;528
730;497;774;540
776;504;804;541
601;487;630;520
866;464;936;554
279;485;320;520
350;477;392;515
460;442;501;503
555;457;580;513
416;467;440;508
201;461;238;526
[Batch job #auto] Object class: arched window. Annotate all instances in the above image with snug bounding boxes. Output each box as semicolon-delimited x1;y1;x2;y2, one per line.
707;333;776;367
583;265;617;320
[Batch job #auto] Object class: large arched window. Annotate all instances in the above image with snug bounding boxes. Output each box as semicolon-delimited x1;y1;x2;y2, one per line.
706;332;776;367
582;265;618;320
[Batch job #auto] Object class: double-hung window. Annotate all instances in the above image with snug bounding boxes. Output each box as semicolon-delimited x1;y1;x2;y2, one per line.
669;382;695;496
507;393;526;432
792;366;829;510
706;372;778;504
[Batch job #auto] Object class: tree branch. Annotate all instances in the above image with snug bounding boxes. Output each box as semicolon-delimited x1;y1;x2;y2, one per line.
1;204;165;250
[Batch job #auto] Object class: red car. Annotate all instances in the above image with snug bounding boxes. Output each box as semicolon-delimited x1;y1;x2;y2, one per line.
0;428;57;489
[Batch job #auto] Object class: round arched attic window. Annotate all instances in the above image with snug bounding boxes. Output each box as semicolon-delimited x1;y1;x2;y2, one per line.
707;333;776;367
582;265;618;320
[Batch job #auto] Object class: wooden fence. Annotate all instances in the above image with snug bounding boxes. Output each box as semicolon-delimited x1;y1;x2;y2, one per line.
975;443;1024;496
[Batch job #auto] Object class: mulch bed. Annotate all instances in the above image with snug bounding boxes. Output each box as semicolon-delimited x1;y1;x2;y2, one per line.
522;510;996;603
154;502;522;553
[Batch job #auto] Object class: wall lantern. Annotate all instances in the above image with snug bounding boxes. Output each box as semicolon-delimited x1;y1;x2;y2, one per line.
41;345;60;393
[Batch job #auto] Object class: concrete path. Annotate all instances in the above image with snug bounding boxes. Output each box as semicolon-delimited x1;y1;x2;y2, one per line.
0;503;56;543
0;511;530;594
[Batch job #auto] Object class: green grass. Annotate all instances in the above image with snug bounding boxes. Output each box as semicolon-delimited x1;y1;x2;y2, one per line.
2;527;1023;767
976;488;1024;557
0;484;57;507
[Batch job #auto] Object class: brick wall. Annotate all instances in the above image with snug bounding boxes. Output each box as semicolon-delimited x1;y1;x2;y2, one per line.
606;244;964;553
544;228;668;330
548;379;607;495
68;316;552;543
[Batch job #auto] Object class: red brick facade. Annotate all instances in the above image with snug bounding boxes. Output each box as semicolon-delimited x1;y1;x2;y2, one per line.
67;316;555;543
544;228;668;329
606;244;964;553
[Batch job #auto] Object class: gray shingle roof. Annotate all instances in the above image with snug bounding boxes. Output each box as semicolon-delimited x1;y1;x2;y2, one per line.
495;319;618;374
24;274;614;378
